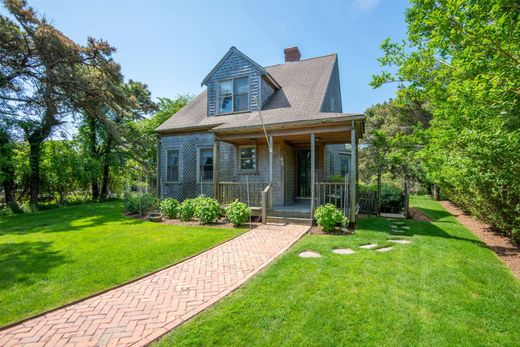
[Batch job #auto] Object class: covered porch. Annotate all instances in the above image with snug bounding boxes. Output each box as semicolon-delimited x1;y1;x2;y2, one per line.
212;118;363;224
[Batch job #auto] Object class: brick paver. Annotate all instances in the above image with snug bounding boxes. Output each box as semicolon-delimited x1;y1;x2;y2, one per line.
0;224;308;346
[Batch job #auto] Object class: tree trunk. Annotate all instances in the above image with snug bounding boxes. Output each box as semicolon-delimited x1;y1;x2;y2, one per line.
404;176;411;218
432;184;440;200
28;141;41;204
100;137;112;199
377;171;382;216
87;117;100;200
0;137;17;209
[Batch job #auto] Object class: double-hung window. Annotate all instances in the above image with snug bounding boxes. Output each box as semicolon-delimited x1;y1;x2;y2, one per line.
238;145;257;172
218;77;249;114
340;154;350;177
197;147;214;182
166;150;180;182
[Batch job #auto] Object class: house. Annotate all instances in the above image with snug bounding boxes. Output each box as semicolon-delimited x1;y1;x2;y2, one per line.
156;46;364;224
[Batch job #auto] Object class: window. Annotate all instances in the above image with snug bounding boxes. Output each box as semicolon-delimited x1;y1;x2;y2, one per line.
238;145;256;172
218;77;249;114
340;154;350;177
197;147;214;182
166;150;180;182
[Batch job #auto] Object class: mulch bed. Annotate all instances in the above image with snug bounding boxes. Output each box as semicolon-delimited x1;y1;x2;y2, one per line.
409;207;433;222
440;201;520;279
309;225;354;236
125;212;259;229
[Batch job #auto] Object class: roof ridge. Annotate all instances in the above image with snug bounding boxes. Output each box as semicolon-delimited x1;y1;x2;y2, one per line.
263;53;337;68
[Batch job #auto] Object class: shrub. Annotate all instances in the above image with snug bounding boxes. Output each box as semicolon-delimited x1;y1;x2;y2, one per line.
192;195;206;217
380;185;404;213
226;200;250;227
314;203;348;232
126;192;158;214
160;198;180;219
195;196;221;224
178;199;196;221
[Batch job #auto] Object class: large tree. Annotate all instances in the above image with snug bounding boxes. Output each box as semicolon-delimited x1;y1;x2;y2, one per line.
0;0;124;203
372;0;520;241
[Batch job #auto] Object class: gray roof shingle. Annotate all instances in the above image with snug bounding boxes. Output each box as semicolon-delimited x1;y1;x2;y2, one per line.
156;53;362;133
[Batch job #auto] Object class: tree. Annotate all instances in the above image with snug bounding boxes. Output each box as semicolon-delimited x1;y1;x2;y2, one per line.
1;0;124;203
372;0;520;241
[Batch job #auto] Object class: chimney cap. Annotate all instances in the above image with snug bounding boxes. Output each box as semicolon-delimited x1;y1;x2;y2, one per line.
284;46;301;62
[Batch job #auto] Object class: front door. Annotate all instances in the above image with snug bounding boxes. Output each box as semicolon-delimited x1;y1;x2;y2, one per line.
296;150;311;198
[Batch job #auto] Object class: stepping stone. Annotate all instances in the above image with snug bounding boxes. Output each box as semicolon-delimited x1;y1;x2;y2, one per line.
401;226;410;230
332;248;355;255
299;251;322;258
391;229;405;233
360;243;377;249
389;239;411;244
376;247;393;252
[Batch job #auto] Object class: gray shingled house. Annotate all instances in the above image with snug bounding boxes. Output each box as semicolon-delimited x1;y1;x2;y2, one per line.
156;47;364;224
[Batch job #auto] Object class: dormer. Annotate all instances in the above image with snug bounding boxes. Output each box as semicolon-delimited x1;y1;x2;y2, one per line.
201;47;280;117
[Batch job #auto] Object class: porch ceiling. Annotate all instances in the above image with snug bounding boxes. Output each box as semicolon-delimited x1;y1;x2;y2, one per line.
215;121;361;146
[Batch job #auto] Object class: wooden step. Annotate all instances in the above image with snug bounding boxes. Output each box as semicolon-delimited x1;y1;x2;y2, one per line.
266;216;313;226
268;209;312;219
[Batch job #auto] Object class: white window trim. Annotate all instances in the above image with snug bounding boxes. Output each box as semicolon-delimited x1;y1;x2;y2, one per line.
238;144;257;174
196;146;214;183
165;149;181;183
217;76;250;115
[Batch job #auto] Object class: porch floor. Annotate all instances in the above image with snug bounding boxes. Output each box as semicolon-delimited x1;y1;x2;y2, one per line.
272;199;311;213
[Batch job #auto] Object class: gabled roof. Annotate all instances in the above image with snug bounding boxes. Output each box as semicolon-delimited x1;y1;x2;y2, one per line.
201;47;280;89
157;53;363;134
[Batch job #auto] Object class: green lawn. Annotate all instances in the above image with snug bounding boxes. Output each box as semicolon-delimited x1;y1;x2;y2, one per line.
155;196;520;346
0;201;245;327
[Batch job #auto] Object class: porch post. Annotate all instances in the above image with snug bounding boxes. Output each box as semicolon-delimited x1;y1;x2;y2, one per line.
310;132;316;223
268;136;273;183
213;139;220;201
268;135;273;208
350;122;357;224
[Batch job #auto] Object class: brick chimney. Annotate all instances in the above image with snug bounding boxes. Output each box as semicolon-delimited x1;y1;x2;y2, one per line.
284;46;301;62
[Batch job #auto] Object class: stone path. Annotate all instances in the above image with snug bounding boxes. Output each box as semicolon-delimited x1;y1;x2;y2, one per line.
0;224;309;347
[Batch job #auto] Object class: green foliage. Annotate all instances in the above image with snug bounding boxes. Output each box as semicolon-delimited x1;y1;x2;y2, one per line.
194;196;221;224
126;193;158;214
159;198;180;219
179;199;196;221
314;204;348;232
225;200;250;227
371;0;520;243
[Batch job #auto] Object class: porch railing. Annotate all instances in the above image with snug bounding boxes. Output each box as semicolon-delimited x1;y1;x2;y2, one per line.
315;176;350;216
217;181;267;207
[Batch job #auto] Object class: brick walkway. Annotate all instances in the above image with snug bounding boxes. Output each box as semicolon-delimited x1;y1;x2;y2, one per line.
0;224;308;347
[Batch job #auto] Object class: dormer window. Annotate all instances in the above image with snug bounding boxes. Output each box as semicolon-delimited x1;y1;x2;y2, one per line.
218;77;249;114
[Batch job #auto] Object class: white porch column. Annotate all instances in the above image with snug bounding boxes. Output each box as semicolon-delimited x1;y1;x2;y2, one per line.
350;122;357;223
310;132;316;222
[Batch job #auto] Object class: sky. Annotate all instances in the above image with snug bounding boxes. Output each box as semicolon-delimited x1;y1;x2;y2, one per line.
2;0;410;113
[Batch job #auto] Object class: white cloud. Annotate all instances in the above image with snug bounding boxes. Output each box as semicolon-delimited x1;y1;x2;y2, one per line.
350;0;381;12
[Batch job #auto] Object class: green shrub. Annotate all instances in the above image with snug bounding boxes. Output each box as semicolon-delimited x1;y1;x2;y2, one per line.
314;203;348;232
195;196;221;224
160;198;180;219
380;185;404;213
179;199;195;221
226;200;250;227
192;195;206;217
126;192;158;214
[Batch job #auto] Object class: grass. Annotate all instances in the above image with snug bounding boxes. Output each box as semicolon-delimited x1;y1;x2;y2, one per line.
155;196;520;346
0;201;245;327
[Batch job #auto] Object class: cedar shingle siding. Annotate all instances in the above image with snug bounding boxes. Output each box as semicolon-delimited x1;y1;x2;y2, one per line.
206;50;264;116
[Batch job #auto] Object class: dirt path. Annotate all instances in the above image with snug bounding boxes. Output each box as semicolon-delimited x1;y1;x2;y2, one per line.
440;201;520;279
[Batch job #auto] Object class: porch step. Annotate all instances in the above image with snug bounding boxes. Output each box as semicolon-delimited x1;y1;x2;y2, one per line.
266;216;313;226
268;209;311;219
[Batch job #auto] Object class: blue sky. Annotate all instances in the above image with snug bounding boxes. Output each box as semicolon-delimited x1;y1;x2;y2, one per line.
2;0;409;113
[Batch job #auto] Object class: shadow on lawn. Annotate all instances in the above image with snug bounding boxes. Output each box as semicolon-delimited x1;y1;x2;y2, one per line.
361;216;487;248
0;202;143;235
0;241;68;289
